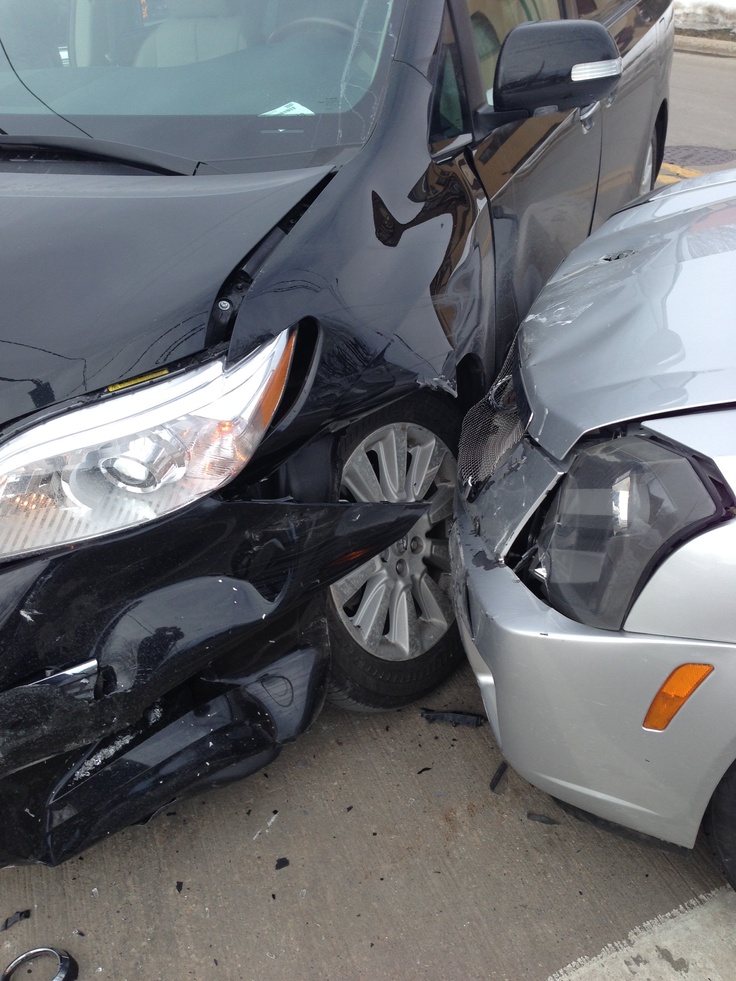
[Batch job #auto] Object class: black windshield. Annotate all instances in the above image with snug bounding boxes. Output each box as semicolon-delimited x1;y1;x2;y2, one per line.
0;0;399;167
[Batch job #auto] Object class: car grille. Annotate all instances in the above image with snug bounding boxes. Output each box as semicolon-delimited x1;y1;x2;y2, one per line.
458;346;527;493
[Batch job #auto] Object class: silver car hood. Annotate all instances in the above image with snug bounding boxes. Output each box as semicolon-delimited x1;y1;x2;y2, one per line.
519;170;736;461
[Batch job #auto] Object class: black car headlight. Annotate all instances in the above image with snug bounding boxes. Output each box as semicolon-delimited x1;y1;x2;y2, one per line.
530;435;720;630
0;331;295;561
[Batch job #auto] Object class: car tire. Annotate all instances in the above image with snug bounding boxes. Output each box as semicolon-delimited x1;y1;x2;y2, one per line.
706;760;736;889
327;392;464;710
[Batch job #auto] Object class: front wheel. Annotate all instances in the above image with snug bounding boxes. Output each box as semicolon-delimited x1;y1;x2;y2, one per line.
706;760;736;889
327;392;464;710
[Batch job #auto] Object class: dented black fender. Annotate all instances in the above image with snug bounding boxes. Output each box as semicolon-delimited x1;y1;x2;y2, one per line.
0;167;334;426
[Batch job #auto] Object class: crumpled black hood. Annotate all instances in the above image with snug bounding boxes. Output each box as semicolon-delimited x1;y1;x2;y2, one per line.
0;165;332;427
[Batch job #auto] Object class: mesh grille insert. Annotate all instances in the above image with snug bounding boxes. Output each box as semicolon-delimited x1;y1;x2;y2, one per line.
458;345;525;491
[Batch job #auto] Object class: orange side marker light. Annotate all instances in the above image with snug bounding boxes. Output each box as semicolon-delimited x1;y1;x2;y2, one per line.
643;663;714;731
258;331;296;428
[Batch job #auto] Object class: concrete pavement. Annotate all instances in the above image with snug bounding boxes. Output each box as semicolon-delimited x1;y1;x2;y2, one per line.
0;664;727;980
674;34;736;57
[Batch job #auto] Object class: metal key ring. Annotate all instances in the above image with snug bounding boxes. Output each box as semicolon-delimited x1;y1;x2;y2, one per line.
1;947;78;981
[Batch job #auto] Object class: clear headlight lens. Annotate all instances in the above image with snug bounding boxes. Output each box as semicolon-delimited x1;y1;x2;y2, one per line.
0;330;295;561
532;435;717;630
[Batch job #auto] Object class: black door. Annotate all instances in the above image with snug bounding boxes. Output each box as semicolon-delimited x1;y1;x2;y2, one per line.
455;0;604;366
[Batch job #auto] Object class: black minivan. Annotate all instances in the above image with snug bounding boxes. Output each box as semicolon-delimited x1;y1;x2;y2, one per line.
0;0;672;865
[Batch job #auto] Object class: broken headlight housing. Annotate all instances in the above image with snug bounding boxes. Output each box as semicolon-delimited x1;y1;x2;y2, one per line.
0;331;295;561
530;435;720;630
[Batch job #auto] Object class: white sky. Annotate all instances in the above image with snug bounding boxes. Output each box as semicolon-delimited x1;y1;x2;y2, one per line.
675;0;736;28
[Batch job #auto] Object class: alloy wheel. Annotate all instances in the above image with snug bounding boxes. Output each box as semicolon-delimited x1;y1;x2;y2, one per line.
330;421;456;662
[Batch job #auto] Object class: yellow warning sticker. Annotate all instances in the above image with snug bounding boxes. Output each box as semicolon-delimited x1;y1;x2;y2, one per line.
106;368;169;393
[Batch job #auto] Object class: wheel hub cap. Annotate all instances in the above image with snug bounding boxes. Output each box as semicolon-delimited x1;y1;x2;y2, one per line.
330;420;456;662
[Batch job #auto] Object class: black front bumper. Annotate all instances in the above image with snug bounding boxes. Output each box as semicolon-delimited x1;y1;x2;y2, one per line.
0;495;422;866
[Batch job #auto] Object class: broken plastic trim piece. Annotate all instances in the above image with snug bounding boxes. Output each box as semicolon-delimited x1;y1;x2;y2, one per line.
526;811;560;826
28;660;98;701
489;760;508;794
420;709;486;727
0;911;30;933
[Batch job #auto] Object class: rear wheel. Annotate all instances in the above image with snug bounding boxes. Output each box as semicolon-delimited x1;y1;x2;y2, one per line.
639;127;660;194
327;392;464;710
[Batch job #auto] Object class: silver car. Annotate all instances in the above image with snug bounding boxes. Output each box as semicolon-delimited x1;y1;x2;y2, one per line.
452;170;736;885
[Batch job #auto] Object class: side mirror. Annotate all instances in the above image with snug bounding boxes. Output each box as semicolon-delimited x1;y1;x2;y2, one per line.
493;20;621;115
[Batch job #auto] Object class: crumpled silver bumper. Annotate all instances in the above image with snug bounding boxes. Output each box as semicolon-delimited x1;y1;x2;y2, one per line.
452;442;736;850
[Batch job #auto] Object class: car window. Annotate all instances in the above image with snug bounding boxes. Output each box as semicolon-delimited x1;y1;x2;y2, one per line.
428;6;470;152
0;0;400;166
464;0;563;101
565;0;622;21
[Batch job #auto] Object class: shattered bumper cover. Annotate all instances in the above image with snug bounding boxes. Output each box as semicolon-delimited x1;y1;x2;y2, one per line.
451;449;736;850
0;495;423;866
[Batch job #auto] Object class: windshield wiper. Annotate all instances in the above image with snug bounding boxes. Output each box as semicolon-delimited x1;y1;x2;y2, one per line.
0;135;226;176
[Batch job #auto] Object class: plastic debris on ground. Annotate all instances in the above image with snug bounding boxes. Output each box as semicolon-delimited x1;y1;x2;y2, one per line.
0;910;30;932
420;709;486;727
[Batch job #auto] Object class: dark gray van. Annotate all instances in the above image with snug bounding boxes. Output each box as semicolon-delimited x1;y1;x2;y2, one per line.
0;0;672;865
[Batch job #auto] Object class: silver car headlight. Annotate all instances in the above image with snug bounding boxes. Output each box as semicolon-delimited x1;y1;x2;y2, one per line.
0;330;295;561
531;435;719;629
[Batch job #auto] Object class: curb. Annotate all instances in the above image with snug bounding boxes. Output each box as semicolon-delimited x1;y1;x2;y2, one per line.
674;32;736;56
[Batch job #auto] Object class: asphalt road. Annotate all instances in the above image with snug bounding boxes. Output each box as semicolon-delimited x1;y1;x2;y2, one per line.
2;46;736;981
662;43;736;178
668;45;736;150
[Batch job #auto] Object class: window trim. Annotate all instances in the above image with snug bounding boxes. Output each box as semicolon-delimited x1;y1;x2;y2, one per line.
428;2;474;153
446;0;488;115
